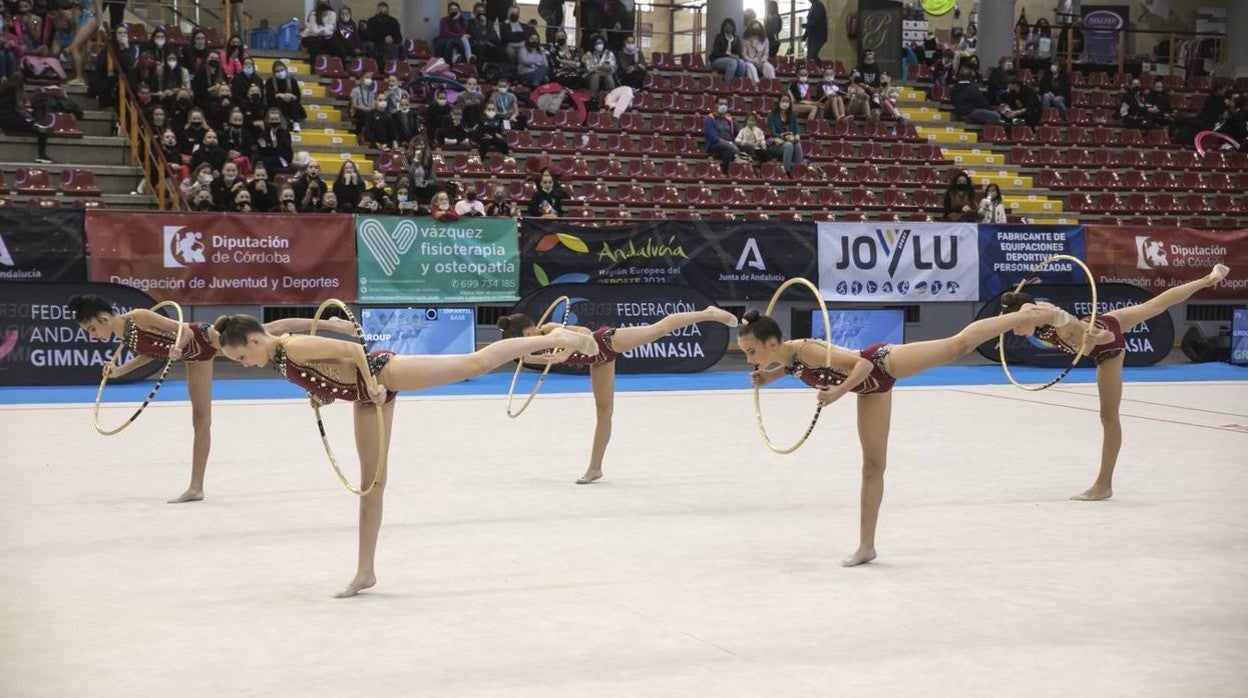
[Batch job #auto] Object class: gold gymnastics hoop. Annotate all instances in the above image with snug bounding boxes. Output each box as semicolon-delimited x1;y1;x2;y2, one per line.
506;295;572;418
997;254;1099;392
310;299;387;497
754;278;833;455
93;301;185;436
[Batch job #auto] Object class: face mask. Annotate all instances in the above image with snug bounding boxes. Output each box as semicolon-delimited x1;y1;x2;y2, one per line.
268;120;281;126
595;43;604;51
191;119;204;127
166;60;177;68
199;174;213;184
342;13;350;20
717;104;728;114
436;98;447;106
798;76;808;83
155;38;166;47
223;173;236;181
243;66;255;76
528;41;538;48
275;70;288;79
498;86;509;93
825;75;835;83
485;111;497;119
1051;65;1059;73
780;102;790;110
362;78;373;87
468;85;479;92
625;44;636;53
556;38;566;46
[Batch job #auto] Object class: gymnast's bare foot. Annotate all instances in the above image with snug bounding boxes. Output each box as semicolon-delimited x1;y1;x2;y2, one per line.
552;328;598;356
841;547;877;567
334;571;376;598
576;467;603;484
706;306;739;327
167;488;204;503
1071;486;1113;501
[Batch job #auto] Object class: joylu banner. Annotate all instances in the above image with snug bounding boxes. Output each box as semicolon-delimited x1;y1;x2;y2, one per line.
817;222;979;302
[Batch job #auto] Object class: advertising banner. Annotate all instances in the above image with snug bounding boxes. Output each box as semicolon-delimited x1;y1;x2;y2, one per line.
0;209;87;282
1085;226;1248;300
977;224;1086;300
0;281;163;386
975;282;1173;368
1233;309;1248;365
355;216;519;303
85;212;356;304
359;307;476;355
817;222;979;302
519;219;818;300
510;283;728;374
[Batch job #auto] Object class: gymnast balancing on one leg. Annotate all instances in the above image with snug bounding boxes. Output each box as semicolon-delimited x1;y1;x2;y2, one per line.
211;314;598;597
999;263;1230;501
497;306;739;484
70;294;357;503
739;303;1100;567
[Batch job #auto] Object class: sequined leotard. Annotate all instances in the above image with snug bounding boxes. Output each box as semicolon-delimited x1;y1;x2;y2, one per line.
561;327;619;367
122;320;217;362
1033;315;1126;365
271;341;397;404
785;341;897;395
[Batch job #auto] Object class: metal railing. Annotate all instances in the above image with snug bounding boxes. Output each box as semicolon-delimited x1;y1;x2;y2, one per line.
1013;21;1226;78
107;43;184;210
129;0;252;41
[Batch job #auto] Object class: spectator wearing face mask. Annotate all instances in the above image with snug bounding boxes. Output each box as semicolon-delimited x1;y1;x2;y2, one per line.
247;162;276;212
191;129;227;173
240;82;268;129
702;95;738;175
741;21;774;85
458;76;486;127
943;170;978;222
180;109;209;157
233;186;254;213
366;1;404;64
708;18;747;87
221;35;248;78
455;188;486;216
499;3;528;63
517;33;549;87
155;51;191;110
767;96;805;176
393;96;421;143
485;182;519;216
1118;78;1153;130
734;113;767;163
425;90;452;144
147;26;174;65
181;162;214;199
212;161;244;210
437;3;472;64
265;60;307;131
349;73;379;135
220;108;254;174
362;95;399;150
473;102;510;159
335;5;364;57
467;3;500;64
193;50;233;125
616;35;647;90
277;185;299;214
128;51;160;92
582;35;616;102
430;190;459;221
818;67;847;120
549;29;581;86
1145;79;1174;127
406;138;437;196
255;108;293;173
1039;62;1069;117
489;78;523;126
527;169;563;218
302;1;345;60
788;68;823;120
443;108;470;145
380;73;409;113
231;56;264;106
293;160;326;212
183;29;213;74
190;187;215;212
978;183;1007;223
333;161;365;212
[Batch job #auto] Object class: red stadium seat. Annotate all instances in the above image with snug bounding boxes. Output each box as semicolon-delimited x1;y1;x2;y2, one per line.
405;39;433;60
58;169;100;196
15;168;54;195
326;78;355;101
314;54;348;78
347;57;380;78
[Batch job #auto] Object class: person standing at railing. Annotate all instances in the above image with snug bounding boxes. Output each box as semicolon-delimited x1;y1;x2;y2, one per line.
64;0;101;86
91;24;136;110
802;0;827;64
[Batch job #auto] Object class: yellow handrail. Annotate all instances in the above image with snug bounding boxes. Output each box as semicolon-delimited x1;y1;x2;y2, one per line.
107;43;184;210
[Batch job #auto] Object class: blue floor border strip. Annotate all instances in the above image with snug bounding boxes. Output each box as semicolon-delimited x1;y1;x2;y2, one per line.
2;363;1246;405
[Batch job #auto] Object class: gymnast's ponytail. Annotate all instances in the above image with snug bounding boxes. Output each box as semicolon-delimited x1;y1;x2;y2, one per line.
999;291;1034;314
738;310;783;343
67;294;113;323
498;313;534;339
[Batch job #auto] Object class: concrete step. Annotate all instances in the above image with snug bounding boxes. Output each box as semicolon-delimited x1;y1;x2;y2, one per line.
290;128;362;149
1;193;157;209
915;125;978;144
0;161;143;195
898;106;946;122
966;169;1035;189
0;135;130;165
942;148;1004;167
1003;194;1065;214
308;151;374;175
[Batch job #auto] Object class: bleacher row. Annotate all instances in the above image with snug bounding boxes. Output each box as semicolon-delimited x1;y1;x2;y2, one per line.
0;168;104;207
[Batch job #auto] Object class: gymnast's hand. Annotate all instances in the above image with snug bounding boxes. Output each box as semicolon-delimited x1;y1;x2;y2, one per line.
1082;325;1115;346
366;383;388;404
816;385;846;406
750;369;779;388
101;363;115;380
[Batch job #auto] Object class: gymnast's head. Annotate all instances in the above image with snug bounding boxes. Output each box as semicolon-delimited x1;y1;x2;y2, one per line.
69;294;116;340
999;290;1038;335
736;310;785;367
497;313;538;338
212;314;273;367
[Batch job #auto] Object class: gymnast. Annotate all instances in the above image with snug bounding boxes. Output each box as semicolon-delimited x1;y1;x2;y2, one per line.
211;313;598;597
1000;263;1229;501
70;293;356;503
497;306;739;483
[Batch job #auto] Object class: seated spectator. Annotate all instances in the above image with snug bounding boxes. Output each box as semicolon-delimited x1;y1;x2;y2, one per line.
248;162;276;212
366;169;392;201
789;67;823;120
1118;78;1153;129
467;3;500;65
183;29;213;74
455;189;486;216
1214;95;1247;148
820;66;847;120
277;185;299;214
527;169;564;218
878;72;902;120
149;106;176;143
220;108;254;174
489;77;523;128
222;36;248;77
255;108;293;172
550;29;581;86
734;112;767;162
741;21;774;84
767;97;805;176
265;60;307;130
335;6;364;57
582;34;616;100
616;35;647;90
847;50;882;118
1146;78;1174;126
293;160;327;211
233;186;254;212
381;73;409;112
154;52;192;112
367;2;403;63
239;82;268;129
932;49;956;86
333;161;365;212
147;26;174;65
708;18;747;87
943;170;978;222
956;22;978;69
159;128;183;178
128;51;160;92
193;52;233;125
430;190;459;220
517;32;549;87
189;186;215;211
500;3;527;63
394;96;421;143
702;95;738;174
349;73;380;134
211;161;244;210
986;56;1014;105
951;68;1002;124
486;181;519;216
978;183;1007;223
443;108;470;144
1000;77;1040;127
458;76;486;127
231;56;265;107
181;108;210;157
425;89;453;143
1039;62;1069;116
436;2;472;64
473;102;511;159
0;72;53;163
302;1;344;60
181;162;215;200
191;129;227;173
318;190;341;213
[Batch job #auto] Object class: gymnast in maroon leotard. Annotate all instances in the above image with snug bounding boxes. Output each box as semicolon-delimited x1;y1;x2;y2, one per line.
70;294;357;504
1000;263;1229;502
212;313;600;598
737;303;1080;569
497;306;740;484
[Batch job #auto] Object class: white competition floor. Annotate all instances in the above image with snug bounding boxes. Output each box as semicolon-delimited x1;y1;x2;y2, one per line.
2;383;1247;697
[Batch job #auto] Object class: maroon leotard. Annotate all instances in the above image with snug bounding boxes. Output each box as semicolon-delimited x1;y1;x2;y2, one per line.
272;343;397;404
562;327;619;367
1034;314;1126;365
785;341;897;395
122;320;217;362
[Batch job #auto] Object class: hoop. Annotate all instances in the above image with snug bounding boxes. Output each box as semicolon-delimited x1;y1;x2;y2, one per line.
754;278;833;455
1194;130;1240;157
310;299;387;497
505;295;571;418
997;254;1099;392
93;301;185;436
